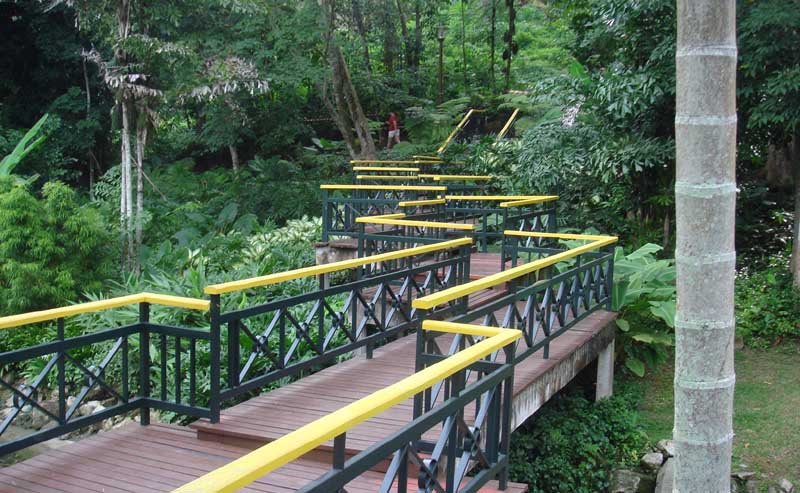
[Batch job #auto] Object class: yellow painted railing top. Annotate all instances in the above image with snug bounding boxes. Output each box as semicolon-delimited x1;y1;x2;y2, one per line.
499;196;560;207
0;292;210;330
204;237;473;295
352;166;420;172
349;159;441;165
355;213;475;231
356;175;420;181
437;108;484;154
445;195;559;203
496;108;520;141
504;231;618;242
398;198;446;207
320;184;446;192
419;174;493;181
411;233;618;310
172;320;520;493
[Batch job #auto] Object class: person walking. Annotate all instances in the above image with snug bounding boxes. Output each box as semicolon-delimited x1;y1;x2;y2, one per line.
387;112;400;149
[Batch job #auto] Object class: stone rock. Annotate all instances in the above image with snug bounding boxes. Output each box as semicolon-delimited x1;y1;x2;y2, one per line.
78;400;103;417
641;452;664;473
780;479;795;493
733;471;756;481
656;439;675;458
609;469;656;493
112;417;134;430
66;396;77;409
745;480;761;493
655;458;674;493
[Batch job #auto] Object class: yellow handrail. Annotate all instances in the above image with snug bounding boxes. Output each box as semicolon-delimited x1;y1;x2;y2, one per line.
320;184;446;192
356;175;420;181
398;198;446;207
411;233;618;310
496;108;520;141
349;159;441;165
499;197;560;207
172;320;521;493
204;237;473;295
418;174;493;181
352;166;420;172
355;213;475;231
445;195;559;202
437;108;483;154
0;293;210;330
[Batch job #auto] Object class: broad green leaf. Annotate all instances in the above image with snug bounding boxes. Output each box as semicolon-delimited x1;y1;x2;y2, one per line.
616;319;630;332
649;300;676;328
625;357;646;377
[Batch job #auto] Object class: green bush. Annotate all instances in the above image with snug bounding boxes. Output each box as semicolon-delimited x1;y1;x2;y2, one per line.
736;255;800;348
0;179;113;317
509;385;648;493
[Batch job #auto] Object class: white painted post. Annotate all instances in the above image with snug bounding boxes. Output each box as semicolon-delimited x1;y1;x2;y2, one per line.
596;339;615;401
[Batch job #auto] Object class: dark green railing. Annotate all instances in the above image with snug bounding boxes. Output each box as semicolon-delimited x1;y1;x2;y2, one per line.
212;240;473;407
0;295;212;456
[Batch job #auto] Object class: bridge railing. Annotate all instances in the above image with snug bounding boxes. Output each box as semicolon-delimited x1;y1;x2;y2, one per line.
412;232;617;418
203;238;474;413
443;195;559;252
0;293;210;456
173;321;521;493
356;212;475;257
321;184;447;241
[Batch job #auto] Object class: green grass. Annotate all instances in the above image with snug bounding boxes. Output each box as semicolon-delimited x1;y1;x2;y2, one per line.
632;343;800;487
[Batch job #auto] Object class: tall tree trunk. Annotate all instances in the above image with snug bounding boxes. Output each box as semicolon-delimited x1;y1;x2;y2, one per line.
351;0;371;73
120;98;134;270
321;0;376;159
381;0;396;74
332;47;376;158
135;121;147;274
320;81;358;159
413;0;422;72
460;0;468;92
229;144;240;172
792;130;800;287
674;2;737;492
490;0;497;94
395;0;413;69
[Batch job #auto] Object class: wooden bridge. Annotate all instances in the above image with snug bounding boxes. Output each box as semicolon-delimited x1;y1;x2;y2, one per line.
0;165;618;492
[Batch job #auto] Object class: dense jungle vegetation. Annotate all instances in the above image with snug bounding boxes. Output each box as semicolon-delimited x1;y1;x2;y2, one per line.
0;0;798;489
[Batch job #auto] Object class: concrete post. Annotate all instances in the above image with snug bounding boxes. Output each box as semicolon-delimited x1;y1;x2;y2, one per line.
596;339;615;401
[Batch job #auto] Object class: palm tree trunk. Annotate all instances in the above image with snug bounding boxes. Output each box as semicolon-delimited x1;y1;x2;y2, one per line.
135;121;147;274
792;131;800;286
674;1;737;491
120;98;133;270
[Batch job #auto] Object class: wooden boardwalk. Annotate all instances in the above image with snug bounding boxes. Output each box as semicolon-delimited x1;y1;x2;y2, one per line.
0;253;615;492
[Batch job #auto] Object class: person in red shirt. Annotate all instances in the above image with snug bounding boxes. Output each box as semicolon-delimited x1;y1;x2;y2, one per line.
387;112;400;149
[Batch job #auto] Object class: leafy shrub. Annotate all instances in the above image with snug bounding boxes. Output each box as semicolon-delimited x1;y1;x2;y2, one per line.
612;243;676;376
736;254;800;348
509;384;648;493
0;179;113;318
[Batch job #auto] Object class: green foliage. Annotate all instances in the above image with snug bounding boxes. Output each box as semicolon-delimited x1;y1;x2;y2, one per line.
0;114;49;184
739;0;800;143
509;384;648;493
0;180;114;317
736;255;800;349
611;244;676;376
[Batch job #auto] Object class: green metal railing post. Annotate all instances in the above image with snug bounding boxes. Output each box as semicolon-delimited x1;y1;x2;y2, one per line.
209;294;221;423
228;319;240;389
321;189;330;242
499;343;516;490
56;318;66;426
138;302;151;426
